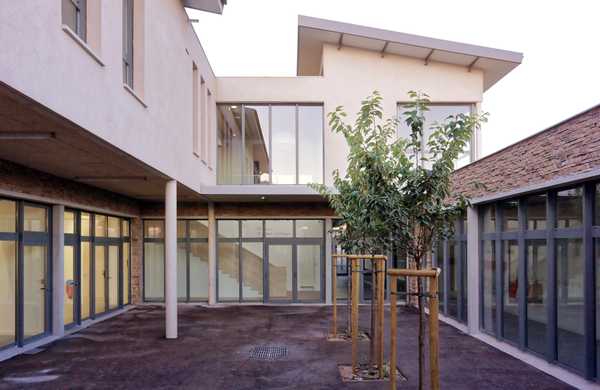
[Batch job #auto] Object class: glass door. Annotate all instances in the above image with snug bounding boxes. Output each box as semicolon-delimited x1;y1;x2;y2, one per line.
94;245;106;315
108;245;119;310
267;244;293;301
296;244;322;302
64;245;76;326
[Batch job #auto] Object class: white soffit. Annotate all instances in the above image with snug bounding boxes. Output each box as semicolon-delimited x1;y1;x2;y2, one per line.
297;15;523;91
182;0;225;14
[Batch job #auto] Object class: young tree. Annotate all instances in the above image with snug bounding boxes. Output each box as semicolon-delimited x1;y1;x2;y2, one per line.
314;91;486;388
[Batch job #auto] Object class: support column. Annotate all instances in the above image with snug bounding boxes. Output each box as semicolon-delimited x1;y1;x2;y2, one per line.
52;205;65;337
325;218;333;305
165;180;177;339
467;206;480;334
208;202;217;305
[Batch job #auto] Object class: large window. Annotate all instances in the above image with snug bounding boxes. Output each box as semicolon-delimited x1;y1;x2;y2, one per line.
65;211;130;326
217;219;324;303
217;104;323;185
62;0;87;41
397;104;474;168
122;0;134;88
480;183;600;380
143;220;209;302
0;199;50;349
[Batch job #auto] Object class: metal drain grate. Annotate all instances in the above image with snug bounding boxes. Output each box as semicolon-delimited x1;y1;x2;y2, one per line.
249;346;287;361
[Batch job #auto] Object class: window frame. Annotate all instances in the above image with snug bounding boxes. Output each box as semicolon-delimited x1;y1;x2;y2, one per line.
122;0;134;88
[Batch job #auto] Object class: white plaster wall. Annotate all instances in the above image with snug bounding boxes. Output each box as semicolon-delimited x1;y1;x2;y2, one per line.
0;0;217;192
218;44;484;186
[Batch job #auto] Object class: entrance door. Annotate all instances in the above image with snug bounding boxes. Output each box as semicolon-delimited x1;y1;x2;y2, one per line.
94;245;106;315
267;244;293;301
64;244;76;326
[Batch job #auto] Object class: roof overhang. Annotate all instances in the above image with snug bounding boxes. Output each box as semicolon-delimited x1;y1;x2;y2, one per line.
182;0;225;14
199;185;336;202
297;15;523;91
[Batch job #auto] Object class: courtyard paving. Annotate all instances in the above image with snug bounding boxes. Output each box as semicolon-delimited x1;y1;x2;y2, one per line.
0;305;573;389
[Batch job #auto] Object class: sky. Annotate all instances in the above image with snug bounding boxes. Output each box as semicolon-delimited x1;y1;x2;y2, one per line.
187;0;600;157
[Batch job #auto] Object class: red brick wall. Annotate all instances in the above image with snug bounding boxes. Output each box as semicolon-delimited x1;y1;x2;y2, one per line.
452;104;600;199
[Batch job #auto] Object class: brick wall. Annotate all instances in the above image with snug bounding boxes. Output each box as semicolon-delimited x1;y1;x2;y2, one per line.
452;104;600;199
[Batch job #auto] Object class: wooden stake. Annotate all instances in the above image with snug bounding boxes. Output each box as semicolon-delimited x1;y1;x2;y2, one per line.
377;258;385;378
351;258;360;373
389;276;397;390
429;270;440;390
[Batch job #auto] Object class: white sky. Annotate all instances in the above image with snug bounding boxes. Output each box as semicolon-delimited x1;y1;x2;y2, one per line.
188;0;600;157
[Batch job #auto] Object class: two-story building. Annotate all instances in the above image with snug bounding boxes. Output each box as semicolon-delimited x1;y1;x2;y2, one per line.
1;1;599;388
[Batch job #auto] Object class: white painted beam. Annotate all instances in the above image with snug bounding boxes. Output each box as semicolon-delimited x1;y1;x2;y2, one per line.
52;205;65;338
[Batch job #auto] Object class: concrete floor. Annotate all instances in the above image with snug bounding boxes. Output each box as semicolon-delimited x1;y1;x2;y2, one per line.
0;305;573;389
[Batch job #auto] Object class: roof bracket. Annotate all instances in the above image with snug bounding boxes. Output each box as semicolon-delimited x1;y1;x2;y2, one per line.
380;41;389;58
468;56;480;72
337;33;344;50
424;49;434;65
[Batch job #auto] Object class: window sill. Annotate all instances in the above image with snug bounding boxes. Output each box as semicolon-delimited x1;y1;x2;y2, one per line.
123;84;147;108
61;25;104;67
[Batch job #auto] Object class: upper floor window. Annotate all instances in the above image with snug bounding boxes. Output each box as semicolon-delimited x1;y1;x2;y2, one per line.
397;104;473;169
122;0;134;88
62;0;87;41
217;104;323;185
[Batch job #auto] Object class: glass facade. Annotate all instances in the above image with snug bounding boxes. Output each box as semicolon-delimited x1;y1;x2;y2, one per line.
143;220;209;302
480;182;600;379
217;104;323;185
64;210;131;326
217;219;324;302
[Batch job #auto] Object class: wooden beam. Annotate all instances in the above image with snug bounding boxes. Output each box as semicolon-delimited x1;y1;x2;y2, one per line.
424;48;435;65
468;56;480;72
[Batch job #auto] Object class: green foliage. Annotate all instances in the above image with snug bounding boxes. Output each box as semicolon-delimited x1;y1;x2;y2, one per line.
312;91;487;265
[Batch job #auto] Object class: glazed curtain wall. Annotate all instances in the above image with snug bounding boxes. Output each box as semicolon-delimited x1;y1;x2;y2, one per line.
63;210;131;328
479;183;600;381
217;104;324;185
143;220;209;302
217;219;325;303
0;198;51;349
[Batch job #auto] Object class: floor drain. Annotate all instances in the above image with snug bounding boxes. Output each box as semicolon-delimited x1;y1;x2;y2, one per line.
249;346;287;361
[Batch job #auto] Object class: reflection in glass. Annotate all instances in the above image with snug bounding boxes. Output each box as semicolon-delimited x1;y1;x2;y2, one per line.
243;106;270;184
108;246;119;309
177;243;187;300
122;220;130;237
242;243;263;300
217;105;243;184
241;220;263;238
81;213;91;236
482;240;496;334
556;238;584;371
190;243;209;300
297;245;321;301
271;106;296;184
95;215;107;237
81;242;91;319
503;240;519;343
23;245;46;338
64;211;76;234
144;243;164;300
94;246;106;314
0;241;16;346
265;220;293;238
64;245;75;325
123;242;130;305
218;242;239;301
218;220;238;238
24;206;47;232
482;204;496;233
295;220;324;238
501;200;519;231
144;220;164;239
526;194;547;230
177;220;186;239
189;220;209;238
108;217;120;238
447;242;458;318
526;240;547;355
298;106;323;184
268;245;293;300
0;199;16;232
557;187;582;228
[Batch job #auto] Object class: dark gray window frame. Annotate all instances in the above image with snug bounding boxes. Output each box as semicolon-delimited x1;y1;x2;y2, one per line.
63;0;87;41
216;103;325;186
478;181;599;381
142;219;209;303
122;0;134;88
216;219;325;303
